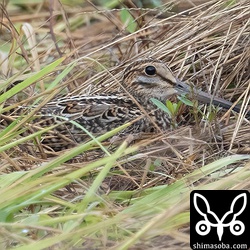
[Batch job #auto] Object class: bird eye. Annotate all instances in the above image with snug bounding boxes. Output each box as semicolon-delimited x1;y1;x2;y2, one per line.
145;65;156;76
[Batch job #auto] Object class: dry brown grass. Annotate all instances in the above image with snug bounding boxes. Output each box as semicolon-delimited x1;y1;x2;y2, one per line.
0;0;249;248
1;0;249;176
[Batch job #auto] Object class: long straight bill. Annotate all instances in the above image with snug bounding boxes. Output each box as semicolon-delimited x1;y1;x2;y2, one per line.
175;79;250;116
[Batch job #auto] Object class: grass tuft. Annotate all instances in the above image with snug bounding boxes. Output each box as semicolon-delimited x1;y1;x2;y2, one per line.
0;0;249;248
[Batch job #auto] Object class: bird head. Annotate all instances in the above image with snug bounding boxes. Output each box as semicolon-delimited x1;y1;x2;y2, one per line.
122;59;188;101
122;58;248;116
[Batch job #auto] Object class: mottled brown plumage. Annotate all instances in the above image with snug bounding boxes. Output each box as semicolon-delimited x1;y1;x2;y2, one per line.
2;59;249;150
29;59;180;150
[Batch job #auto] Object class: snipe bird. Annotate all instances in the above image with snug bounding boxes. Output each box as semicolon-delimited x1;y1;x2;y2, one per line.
4;59;249;150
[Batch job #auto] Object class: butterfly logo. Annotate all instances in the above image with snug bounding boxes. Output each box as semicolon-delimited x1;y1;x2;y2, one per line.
193;193;246;241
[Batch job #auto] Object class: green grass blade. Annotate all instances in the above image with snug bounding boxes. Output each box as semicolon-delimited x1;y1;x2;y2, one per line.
0;57;65;103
